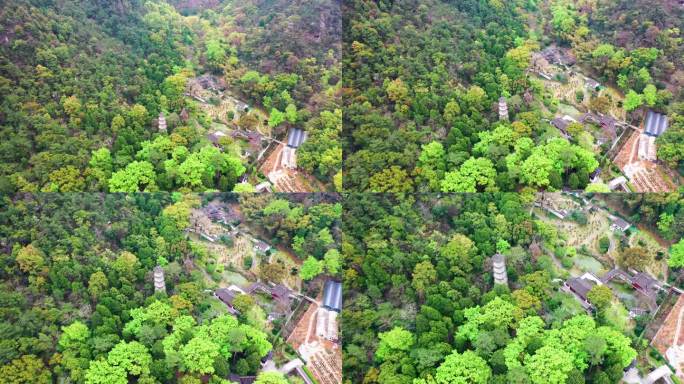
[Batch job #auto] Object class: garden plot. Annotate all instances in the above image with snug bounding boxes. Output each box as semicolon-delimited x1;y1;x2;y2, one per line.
614;127;674;192
534;66;625;121
187;75;271;136
286;294;342;384
260;142;319;192
628;230;669;280
268;249;303;292
535;204;612;253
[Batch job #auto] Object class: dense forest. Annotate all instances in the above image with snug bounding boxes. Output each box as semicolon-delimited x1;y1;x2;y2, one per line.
0;0;340;193
341;193;684;384
0;193;341;383
342;0;684;192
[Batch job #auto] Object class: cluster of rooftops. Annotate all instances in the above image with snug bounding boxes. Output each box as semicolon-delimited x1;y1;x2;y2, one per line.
214;279;342;314
565;269;661;312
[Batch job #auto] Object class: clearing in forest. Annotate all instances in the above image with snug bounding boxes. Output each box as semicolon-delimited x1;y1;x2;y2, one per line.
614;128;674;192
286;293;342;384
260;142;320;192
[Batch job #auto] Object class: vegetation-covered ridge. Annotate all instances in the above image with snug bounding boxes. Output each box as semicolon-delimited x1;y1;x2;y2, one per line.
0;192;342;383
0;0;341;193
342;0;684;193
342;192;684;384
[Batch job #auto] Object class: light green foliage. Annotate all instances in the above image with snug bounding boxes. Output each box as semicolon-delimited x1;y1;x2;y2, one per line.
441;157;497;192
480;297;522;330
440;234;477;275
205;39;226;68
136;136;177;162
643;84;657;106
264;199;291;215
457;297;522;343
296;109;342;178
123;300;173;337
386;78;409;104
113;251;139;277
84;360;127;384
176;146;245;190
587;285;612;311
108;161;157;192
300;256;323;280
129;104;148;127
375;327;414;362
107;341;152;376
417;141;446;190
659;212;675;238
323;249;341;275
502;313;636;382
434;350;491;384
59;321;90;350
88;271;109;298
233;182;256;193
254;372;289;384
180;336;220;374
464;85;486;110
624;90;643;111
89;148;113;183
551;5;577;39
162;199;193;231
526;345;574;384
0;355;51;384
513;138;597;189
474;126;516;156
592;44;616;59
594;327;637;367
285;103;298;123
585;183;611;193
268;108;285;128
163;72;189;110
669;238;684;268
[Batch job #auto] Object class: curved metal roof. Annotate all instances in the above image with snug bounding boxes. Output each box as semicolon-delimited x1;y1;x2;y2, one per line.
322;280;342;312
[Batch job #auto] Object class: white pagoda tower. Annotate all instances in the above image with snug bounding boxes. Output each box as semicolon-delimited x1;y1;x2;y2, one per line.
492;253;508;286
158;112;167;133
498;97;509;121
153;266;166;293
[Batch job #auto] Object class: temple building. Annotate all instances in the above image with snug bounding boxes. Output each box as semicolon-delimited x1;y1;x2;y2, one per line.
492;253;508;286
498;97;509;121
158;112;167;133
153;266;166;293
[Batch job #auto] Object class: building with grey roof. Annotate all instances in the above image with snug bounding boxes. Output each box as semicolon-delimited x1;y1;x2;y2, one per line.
610;216;631;232
215;288;240;315
565;276;596;304
253;239;271;254
644;110;669;137
631;272;659;296
322;280;342;312
287;128;308;148
585;78;600;90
